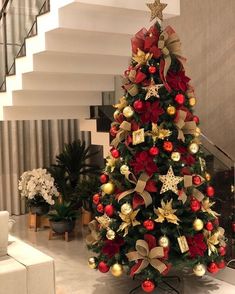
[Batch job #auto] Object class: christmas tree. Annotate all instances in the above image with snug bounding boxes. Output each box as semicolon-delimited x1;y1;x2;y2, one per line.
87;1;227;292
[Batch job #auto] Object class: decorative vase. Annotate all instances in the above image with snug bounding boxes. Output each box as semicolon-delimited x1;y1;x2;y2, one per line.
30;204;50;216
82;208;92;225
50;220;75;234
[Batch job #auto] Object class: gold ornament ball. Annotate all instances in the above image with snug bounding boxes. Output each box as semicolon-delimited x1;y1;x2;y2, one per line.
111;263;123;277
159;235;170;248
189;97;197;107
106;229;116;240
195;127;201;138
102;182;115;195
88;257;97;269
171;151;181;162
113;110;120;120
167;105;176;116
188;142;199;154
193;263;206;277
121;203;133;215
193;218;204;231
123;106;134;118
120;165;129;175
205;172;211;181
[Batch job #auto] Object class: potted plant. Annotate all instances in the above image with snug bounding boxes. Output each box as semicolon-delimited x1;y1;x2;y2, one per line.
48;201;78;234
18;168;59;215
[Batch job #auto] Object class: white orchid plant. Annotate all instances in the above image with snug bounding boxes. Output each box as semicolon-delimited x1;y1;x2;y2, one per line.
18;168;59;206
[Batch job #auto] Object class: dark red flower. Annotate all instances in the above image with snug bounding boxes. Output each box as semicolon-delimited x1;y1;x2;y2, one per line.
176;106;194;121
176;146;196;166
130;151;158;176
167;70;191;92
186;234;207;258
141;101;164;124
102;237;124;258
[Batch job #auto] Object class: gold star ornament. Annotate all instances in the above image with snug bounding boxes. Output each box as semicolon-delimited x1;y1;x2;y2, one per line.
154;199;180;225
146;0;168;22
159;166;183;194
145;82;164;100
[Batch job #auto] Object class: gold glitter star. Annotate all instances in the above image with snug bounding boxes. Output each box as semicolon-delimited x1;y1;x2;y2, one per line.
146;123;171;143
145;83;163;100
154;199;180;225
159;166;183;194
146;0;168;22
132;48;153;66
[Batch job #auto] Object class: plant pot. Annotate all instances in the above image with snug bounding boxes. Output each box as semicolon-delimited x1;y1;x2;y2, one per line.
50;220;75;234
30;204;50;216
82;208;92;225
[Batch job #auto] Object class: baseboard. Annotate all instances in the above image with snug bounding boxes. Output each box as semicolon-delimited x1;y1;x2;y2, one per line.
208;266;235;286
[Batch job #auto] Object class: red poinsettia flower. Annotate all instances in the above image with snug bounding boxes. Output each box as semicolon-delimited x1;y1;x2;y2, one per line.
166;70;191;92
130;151;158;176
177;146;196;167
102;237;124;258
186;233;207;258
141;101;164;124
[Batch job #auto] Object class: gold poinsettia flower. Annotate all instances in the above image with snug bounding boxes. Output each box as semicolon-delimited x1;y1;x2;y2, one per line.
118;209;141;237
113;96;128;110
132;48;153;66
204;230;220;256
106;156;118;172
201;198;220;218
154;199;180;225
146;123;171;143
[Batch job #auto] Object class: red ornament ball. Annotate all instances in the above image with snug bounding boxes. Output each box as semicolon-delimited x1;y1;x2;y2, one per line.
143;220;155;231
92;193;100;205
104;204;114;217
207;262;219;274
148;66;157;74
193;175;202;186
100;174;109;184
110;126;118;137
205;221;214;231
190;198;201;212
193;115;200;125
149;146;159;156
206;186;215;197
97;203;104;213
133;100;144;112
141;280;155;293
217;260;226;269
218;246;226;257
175;94;185;105
98;261;110;273
163;141;173;152
111;148;120;159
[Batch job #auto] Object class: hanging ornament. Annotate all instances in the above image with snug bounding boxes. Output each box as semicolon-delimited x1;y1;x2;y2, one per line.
205;221;214;231
121;203;133;215
97;203;104;213
113;110;120;120
102;182;115;195
148;66;157;74
144;82;163;100
132;128;145;145
171;151;181;162
149;146;159;156
193;175;202;186
193;115;200;125
195;127;201;137
177;235;189;253
106;229;116;240
104;205;115;217
207;262;219;274
206;186;215;197
205;172;211;182
111;148;120;159
193;264;206;277
133;100;144;112
167;105;176;116
189;97;197;107
120;165;129;175
175;94;185;105
98;261;110;273
190;198;201;212
143;219;155;231
100;174;109;184
110;125;119;137
217;260;226;269
218;246;226;256
93;193;100;205
188;142;199;154
146;123;171;143
158;235;170;248
159;166;183;194
123;106;134;118
88;257;97;269
146;0;168;21
110;263;123;277
154;199;180;225
141;280;155;293
163;141;173;152
193;218;204;231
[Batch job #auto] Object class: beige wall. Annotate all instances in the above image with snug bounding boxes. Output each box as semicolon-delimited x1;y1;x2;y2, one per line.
165;0;235;159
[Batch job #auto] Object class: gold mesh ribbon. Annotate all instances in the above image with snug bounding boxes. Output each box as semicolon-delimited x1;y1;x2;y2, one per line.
111;121;132;148
175;110;197;142
118;172;152;207
126;240;167;274
86;220;100;245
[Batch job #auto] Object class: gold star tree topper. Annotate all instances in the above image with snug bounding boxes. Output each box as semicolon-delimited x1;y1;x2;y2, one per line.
146;0;168;22
159;166;183;194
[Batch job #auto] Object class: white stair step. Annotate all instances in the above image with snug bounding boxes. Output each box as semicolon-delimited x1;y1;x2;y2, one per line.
91;131;110;157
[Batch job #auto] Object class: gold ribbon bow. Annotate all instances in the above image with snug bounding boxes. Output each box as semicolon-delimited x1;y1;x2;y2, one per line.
86;220;100;245
175;110;197;142
118;172;152;207
126;240;167;274
111;121;132;148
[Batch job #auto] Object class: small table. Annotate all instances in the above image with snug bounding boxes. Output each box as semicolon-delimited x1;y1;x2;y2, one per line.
28;212;50;232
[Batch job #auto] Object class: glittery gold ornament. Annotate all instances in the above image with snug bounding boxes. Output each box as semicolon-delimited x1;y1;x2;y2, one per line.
158;235;170;248
189;97;196;107
205;172;211;181
154;199;180;225
113;110;120;120
111;263;123;277
159;166;183;194
123;106;134;118
106;229;116;240
144;82;163;100
146;0;168;21
193;264;206;277
132;48;153;66
132;128;145;145
88;257;97;269
102;182;115;195
195;127;201;137
120;165;129;175
171;152;181;162
188;142;199;154
167;105;176;116
121;203;133;215
193;218;204;231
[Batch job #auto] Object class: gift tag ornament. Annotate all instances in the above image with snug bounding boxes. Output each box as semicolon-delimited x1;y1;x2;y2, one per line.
132;128;145;145
177;236;189;253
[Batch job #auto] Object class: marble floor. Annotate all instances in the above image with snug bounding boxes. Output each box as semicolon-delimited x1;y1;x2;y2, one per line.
10;215;235;294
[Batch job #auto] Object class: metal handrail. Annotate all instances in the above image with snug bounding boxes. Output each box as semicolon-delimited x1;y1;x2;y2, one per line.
0;0;10;20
